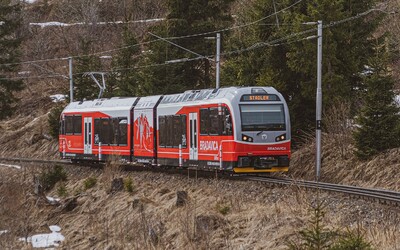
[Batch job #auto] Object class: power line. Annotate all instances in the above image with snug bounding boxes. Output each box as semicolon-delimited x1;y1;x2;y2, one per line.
0;6;388;81
0;0;303;68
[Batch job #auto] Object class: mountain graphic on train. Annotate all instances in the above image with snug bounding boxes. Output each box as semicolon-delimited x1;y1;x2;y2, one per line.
59;87;291;173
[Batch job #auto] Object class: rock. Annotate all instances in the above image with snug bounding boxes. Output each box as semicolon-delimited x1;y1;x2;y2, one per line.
110;178;124;193
132;199;141;209
176;190;188;207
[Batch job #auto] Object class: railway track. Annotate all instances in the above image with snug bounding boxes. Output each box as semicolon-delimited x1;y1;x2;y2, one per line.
1;157;400;205
244;176;400;205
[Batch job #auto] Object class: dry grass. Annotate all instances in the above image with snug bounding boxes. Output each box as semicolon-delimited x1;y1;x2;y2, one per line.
1;163;400;249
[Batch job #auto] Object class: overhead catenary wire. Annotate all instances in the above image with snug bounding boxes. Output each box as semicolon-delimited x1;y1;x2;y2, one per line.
0;5;389;81
0;0;303;68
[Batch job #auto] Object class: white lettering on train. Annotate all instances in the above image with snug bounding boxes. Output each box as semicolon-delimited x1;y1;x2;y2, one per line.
267;147;287;151
200;141;219;151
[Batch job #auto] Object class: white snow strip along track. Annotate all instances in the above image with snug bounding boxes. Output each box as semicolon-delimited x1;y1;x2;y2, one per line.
0;163;22;169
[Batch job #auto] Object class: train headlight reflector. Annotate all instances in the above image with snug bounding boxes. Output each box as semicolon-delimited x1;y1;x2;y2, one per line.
275;134;286;142
242;134;253;142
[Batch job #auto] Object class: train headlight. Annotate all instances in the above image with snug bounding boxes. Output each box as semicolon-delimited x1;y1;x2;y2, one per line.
275;133;286;142
242;134;253;142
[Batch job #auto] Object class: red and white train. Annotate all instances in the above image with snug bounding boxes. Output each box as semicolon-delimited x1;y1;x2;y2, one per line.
59;87;291;173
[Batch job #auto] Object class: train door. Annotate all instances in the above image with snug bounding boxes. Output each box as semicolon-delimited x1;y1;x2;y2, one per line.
189;112;198;160
84;117;92;154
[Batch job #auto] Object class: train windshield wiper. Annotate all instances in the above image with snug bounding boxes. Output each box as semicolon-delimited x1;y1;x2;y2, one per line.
256;130;265;136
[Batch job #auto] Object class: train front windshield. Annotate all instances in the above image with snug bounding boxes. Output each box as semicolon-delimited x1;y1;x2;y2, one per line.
240;104;286;131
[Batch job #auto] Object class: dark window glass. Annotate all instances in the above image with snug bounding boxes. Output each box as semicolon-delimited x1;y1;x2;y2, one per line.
159;116;166;147
158;115;187;148
59;120;65;135
240;104;286;131
65;116;74;134
166;116;173;147
222;107;233;136
181;115;187;147
94;119;100;144
209;108;220;135
101;119;112;145
118;118;128;145
200;109;209;135
73;116;82;134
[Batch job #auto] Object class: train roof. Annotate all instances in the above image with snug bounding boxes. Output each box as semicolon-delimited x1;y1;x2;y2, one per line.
159;86;281;105
62;97;138;113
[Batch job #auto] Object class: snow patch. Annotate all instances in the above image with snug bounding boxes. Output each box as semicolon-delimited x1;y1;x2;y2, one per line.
46;196;60;205
0;230;9;235
19;225;65;248
396;95;400;107
0;163;21;169
50;94;67;103
30;18;165;28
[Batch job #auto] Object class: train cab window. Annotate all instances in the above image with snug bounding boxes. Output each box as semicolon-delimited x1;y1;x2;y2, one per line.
240;104;285;131
64;115;82;135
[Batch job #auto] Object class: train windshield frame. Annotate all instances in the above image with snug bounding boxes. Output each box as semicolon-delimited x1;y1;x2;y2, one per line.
240;104;286;131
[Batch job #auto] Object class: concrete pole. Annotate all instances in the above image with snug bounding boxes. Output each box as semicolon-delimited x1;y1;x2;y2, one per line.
69;57;74;103
316;21;323;181
216;33;220;89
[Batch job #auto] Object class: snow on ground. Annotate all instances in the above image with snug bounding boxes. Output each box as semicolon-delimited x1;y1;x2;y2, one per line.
19;225;65;248
46;196;60;205
50;94;67;103
396;95;400;106
0;230;9;235
30;18;165;28
0;163;21;169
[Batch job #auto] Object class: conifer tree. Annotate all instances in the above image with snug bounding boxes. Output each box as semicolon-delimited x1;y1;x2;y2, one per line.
223;0;381;136
137;0;234;96
0;1;23;119
73;39;102;101
107;26;140;97
353;42;400;159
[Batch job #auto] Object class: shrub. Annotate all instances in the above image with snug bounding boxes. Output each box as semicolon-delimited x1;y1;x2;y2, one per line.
83;177;97;190
124;177;134;193
287;200;373;250
48;104;66;139
216;202;230;216
57;182;68;197
40;165;67;191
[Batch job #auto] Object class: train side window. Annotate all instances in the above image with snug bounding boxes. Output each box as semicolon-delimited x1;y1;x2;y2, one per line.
118;118;128;145
200;109;209;135
166;116;173;148
101;118;112;145
159;116;166;147
209;108;220;135
222;107;233;136
181;115;187;147
73;116;82;134
172;116;179;147
65;116;74;134
59;120;65;135
94;118;101;144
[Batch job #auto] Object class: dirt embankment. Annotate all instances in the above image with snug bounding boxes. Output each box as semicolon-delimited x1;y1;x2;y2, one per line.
0;164;399;249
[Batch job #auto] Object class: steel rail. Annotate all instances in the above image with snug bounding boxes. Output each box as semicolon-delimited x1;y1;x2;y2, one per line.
245;176;400;204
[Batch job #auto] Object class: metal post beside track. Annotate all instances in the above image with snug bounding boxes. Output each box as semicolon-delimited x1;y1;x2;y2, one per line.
99;142;102;161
